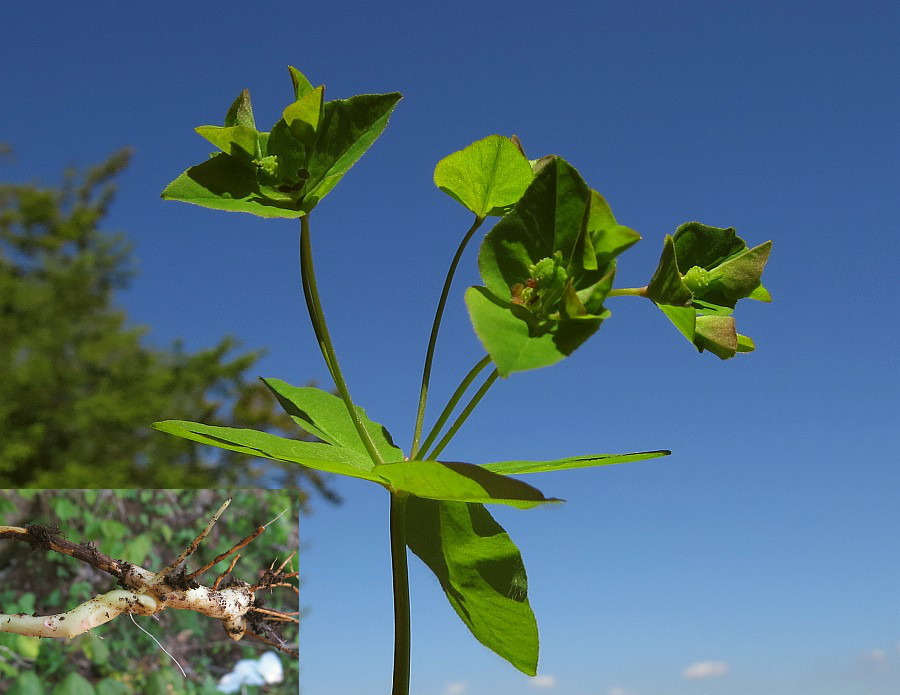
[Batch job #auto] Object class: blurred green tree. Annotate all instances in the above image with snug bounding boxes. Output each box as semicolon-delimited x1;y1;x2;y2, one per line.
0;148;338;500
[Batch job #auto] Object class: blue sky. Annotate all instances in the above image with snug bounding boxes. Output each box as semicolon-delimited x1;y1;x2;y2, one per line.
3;2;898;694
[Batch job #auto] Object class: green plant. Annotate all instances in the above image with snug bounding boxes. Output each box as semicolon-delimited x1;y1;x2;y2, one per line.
156;67;772;693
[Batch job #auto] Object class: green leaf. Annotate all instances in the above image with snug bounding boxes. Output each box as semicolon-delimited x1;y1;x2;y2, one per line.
94;681;129;695
151;420;381;481
661;223;772;309
260;378;403;462
283;85;325;147
406;498;538;675
13;635;39;659
692;299;734;316
433;135;534;217
657;304;741;359
288;65;315;100
574;262;617;317
656;303;696;343
465;286;602;376
562;282;588;317
161;154;304;218
303;92;403;211
151;418;555;505
9;672;44;695
264;120;308;192
376;459;560;508
707;241;772;302
482;450;670;475
164;71;399;218
146;671;184;695
586;190;641;266
650;222;771;358
748;283;772;302
52;673;94;695
465;157;616;374
672;221;744;269
83;632;110;665
478;157;591;300
224;89;256;129
694;314;738;359
645;235;693;306
737;333;756;352
128;533;153;565
194;125;258;158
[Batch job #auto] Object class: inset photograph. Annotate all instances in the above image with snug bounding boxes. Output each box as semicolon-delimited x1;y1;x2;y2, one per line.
0;489;298;694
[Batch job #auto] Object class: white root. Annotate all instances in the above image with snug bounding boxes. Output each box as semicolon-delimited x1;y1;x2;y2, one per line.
0;557;257;641
1;590;157;638
152;585;254;639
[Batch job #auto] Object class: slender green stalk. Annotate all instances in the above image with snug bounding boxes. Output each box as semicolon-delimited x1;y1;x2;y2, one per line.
422;368;500;461
415;355;491;459
389;492;411;695
410;215;485;458
299;215;384;464
607;286;648;297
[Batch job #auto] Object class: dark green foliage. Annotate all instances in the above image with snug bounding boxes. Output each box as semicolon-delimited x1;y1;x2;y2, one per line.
0;150;336;497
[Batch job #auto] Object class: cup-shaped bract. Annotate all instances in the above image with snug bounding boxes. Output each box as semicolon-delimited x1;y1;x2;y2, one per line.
646;222;772;359
466;156;639;376
162;67;401;218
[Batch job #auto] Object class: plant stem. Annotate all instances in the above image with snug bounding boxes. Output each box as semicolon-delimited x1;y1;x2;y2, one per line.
422;367;500;461
299;215;384;464
410;215;485;458
415;355;491;459
607;286;648;297
389;492;411;695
